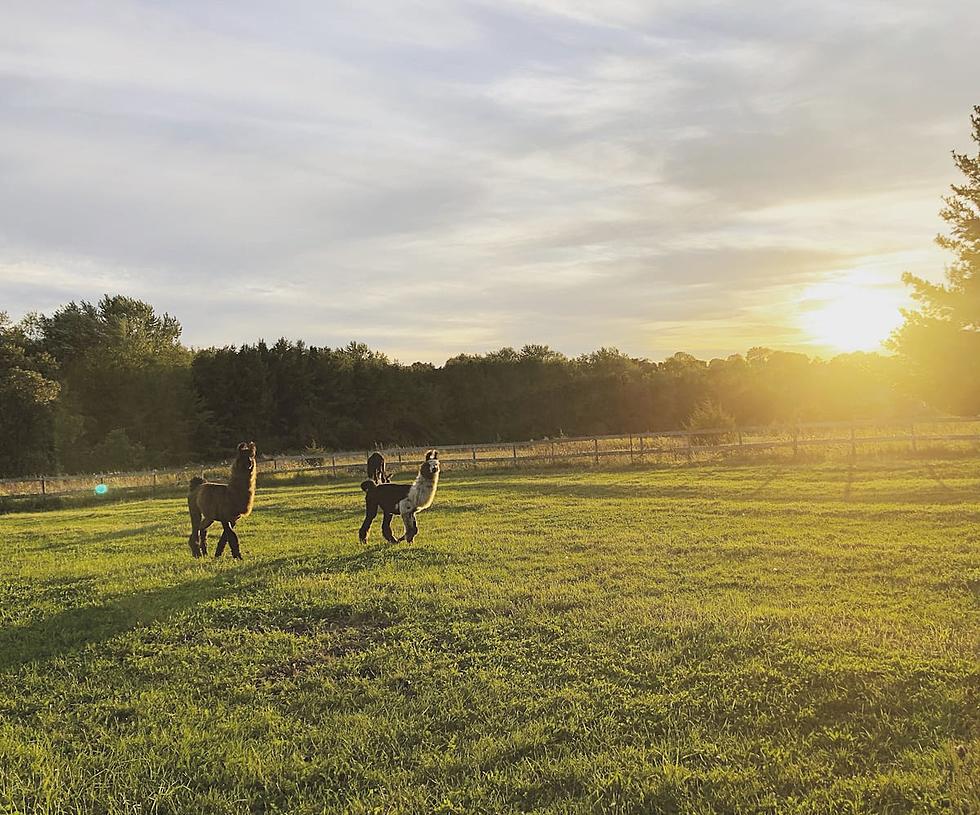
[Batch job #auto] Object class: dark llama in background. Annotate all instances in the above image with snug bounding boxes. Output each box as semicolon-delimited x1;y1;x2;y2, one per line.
187;441;257;559
367;451;391;485
360;450;439;544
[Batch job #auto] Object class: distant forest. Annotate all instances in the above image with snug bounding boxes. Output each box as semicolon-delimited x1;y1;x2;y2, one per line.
0;287;973;479
2;107;978;477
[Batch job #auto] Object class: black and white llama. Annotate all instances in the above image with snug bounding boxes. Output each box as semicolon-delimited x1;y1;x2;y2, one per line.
359;450;439;544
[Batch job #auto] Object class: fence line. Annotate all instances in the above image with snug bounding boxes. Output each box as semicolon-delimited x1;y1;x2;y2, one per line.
2;416;979;502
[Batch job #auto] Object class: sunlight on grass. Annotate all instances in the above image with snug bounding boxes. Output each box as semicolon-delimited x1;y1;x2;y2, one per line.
0;463;977;813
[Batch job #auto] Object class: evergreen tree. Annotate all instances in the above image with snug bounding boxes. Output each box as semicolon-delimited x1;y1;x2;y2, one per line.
892;106;980;413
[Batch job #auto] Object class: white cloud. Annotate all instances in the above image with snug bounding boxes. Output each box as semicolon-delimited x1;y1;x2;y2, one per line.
1;0;977;361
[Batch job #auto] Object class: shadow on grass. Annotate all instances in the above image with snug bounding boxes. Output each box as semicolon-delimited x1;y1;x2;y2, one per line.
1;541;452;674
257;504;351;524
0;564;280;674
25;522;174;553
445;469;976;507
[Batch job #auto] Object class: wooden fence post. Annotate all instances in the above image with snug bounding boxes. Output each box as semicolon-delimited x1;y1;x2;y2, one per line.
40;476;46;497
471;447;476;468
629;434;634;464
512;444;518;467
685;433;692;463
639;435;645;463
551;442;556;465
332;455;337;477
738;430;743;447
152;470;157;493
593;437;599;466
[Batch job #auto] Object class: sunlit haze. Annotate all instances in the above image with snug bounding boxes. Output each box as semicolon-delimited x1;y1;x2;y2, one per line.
2;1;977;362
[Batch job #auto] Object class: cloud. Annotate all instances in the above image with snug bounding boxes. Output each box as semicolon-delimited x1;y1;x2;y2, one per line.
1;0;977;362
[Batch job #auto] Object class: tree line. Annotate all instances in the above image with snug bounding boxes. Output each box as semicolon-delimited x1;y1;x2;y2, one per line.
2;106;978;478
0;302;961;478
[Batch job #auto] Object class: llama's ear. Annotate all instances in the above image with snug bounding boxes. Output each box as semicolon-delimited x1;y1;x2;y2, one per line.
248;441;256;453
238;442;248;451
425;450;434;460
432;450;438;459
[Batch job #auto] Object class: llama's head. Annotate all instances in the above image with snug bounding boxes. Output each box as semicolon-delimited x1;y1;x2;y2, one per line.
420;449;439;479
236;441;257;473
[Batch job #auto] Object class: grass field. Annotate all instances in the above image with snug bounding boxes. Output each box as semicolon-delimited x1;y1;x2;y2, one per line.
1;461;978;814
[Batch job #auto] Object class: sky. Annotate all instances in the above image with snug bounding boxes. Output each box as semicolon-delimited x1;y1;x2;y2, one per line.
1;1;978;363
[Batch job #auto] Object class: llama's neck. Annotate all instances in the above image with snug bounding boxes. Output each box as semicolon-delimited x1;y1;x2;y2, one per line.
408;470;439;511
228;461;257;516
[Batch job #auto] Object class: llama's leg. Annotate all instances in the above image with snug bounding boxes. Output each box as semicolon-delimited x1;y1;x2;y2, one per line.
214;520;229;558
359;500;378;543
199;522;210;557
227;526;242;560
381;512;399;545
402;512;419;543
188;505;203;557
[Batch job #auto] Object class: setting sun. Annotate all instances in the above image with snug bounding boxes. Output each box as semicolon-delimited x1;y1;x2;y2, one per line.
797;276;908;353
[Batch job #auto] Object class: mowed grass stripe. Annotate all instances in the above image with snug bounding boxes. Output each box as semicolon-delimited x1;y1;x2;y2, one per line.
0;462;978;814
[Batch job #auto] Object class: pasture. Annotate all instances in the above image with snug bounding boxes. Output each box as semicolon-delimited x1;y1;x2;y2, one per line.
1;462;978;814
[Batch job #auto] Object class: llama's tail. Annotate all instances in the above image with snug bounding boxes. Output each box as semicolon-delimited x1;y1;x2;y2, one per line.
360;480;375;493
189;476;205;491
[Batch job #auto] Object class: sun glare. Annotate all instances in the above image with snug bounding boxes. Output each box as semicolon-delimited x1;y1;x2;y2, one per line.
798;276;907;353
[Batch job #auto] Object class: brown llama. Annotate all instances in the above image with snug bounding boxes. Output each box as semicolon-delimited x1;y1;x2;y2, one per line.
187;441;256;559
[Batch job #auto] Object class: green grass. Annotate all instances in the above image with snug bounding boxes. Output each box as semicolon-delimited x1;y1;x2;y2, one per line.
1;461;978;814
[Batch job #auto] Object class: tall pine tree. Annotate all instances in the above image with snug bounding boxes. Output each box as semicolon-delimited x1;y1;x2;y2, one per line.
891;106;980;413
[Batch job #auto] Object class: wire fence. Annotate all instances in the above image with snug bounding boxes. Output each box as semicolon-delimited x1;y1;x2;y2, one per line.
3;416;980;503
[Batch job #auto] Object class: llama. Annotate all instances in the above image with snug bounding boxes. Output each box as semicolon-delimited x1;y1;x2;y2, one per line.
359;450;439;544
187;441;257;559
367;451;391;485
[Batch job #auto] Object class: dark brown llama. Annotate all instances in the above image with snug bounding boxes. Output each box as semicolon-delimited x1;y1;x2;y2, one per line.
187;441;256;559
367;451;391;485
